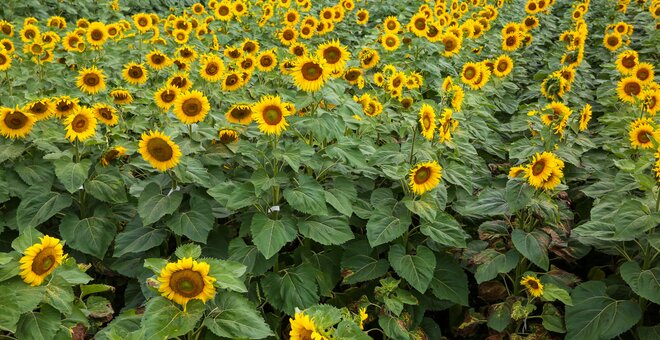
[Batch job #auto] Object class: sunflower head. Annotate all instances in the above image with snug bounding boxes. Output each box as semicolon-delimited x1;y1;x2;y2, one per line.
409;161;443;195
617;76;643;103
100;146;127;166
520;275;544;298
19;235;66;286
419;103;436;140
123;62;148;85
24;99;53;121
64;106;97;142
292;55;329;92
290;312;325;340
493;55;514;77
199;54;225;82
226;103;253;124
603;32;622;51
525;152;563;190
629;122;656;149
93;103;119;126
77;66;106;94
222;72;243;91
158;257;216;309
138;130;182;171
155;85;180;111
317;39;349;73
579;103;592;132
218;128;239;144
252;95;290;135
110;89;134;105
256;50;278;72
0;106;35;139
53;96;80;118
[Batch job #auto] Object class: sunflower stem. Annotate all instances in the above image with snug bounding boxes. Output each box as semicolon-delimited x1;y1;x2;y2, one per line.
655;185;660;212
408;127;417;164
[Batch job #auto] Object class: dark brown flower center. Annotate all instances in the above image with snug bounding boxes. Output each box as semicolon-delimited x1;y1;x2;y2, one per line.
607;36;619;46
171;269;204;297
260;55;273;67
323;47;341;64
84;73;100;86
414;18;425;30
31;247;56;275
231;106;251;119
464;67;476;80
527;279;539;289
622;55;636;68
283;30;294;40
506;36;517;46
263;105;282;125
226;74;239;86
205;62;219;75
497;61;508;72
624;82;641;96
4;111;28;129
72;114;89;132
91;29;103;41
241;59;253;69
182;98;202;116
386;37;396;47
138;18;148;26
129;66;144;79
532;160;546;176
414;167;431;184
301;62;322;81
147;137;174;161
0;54;7;65
345;70;361;81
29;102;48;115
171;77;187;88
151;54;165;64
638;131;651;144
219;131;237;144
636;68;649;81
161;90;176;103
99;108;113;120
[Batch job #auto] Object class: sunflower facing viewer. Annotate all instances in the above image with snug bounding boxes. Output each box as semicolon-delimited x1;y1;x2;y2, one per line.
139;130;182;171
157;257;216;310
19;235;66;286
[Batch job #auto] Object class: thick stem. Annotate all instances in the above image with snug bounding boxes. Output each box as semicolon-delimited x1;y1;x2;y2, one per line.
408;127;417;164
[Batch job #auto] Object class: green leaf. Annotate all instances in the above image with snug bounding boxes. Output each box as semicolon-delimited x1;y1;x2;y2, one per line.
505;179;534;213
542;303;566;333
250;213;297;259
43;279;75;315
511;229;550;271
113;227;168;258
335;320;371;340
81;284;115;298
141;297;205;340
16;187;72;230
137;183;183;226
60;214;116;259
565;281;641;340
341;240;389;284
54;158;91;193
620;261;660;305
429;253;469;306
0;298;21;333
487;302;511;332
541;283;573;305
175;243;202;259
379;314;410;339
261;264;319;315
639;325;660;340
205;259;247;293
388;244;436;293
207;182;257;211
283;175;328;216
324;177;357;217
305;304;342;329
298;215;354;245
474;249;520;284
420;212;468;248
204;292;274;339
366;202;411;247
166;195;214;243
15;305;61;340
403;194;438;222
85;168;127;203
51;260;92;285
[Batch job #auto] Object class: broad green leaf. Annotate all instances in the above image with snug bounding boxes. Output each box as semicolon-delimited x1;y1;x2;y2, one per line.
166;195;214;243
456;188;508;218
541;283;573;305
487;302;511;332
81;284;115;298
429;253;469;306
207;182;257;211
620;261;660;305
141;297;205;340
474;249;520;284
16;187;72;230
341;240;389;284
205;258;248;293
378;314;410;339
335;320;371;340
420;212;468;248
15;304;61;340
305;304;342;329
250;213;296;259
10;227;42;254
137;183;183;226
283;175;328;216
511;229;550;271
204;292;274;339
565;281;641;340
228;238;275;276
175;244;202;259
298;215;354;245
85;168;127;203
261;264;319;315
366;203;411;247
0;298;21;333
113;227;168;257
54;158;91;194
51;260;93;285
403;194;438;222
60;214;117;259
639;325;660;340
324;176;357;217
43;279;75;315
505;179;534;213
542;303;566;333
0;278;45;313
388;244;436;293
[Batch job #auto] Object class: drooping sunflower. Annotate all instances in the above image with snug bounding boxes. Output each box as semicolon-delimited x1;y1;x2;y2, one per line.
76;66;106;94
252;95;289;135
154;85;180;111
64;106;97;142
493;55;514;77
100;146;127;166
225;103;253;124
19;235;65;287
603;32;622;52
419;104;436;140
438;108;458;142
173;90;210;124
316;39;350;73
617;76;643;103
290;312;325;340
525;152;557;188
122;62;148;85
24;99;53;121
222;71;243;91
168;73;193;92
633;63;654;84
359;48;379;69
199;54;225;82
579;103;592;132
629;122;657;149
0;107;35;139
256;50;278;72
146;50;170;70
52;96;79;118
157;257;216;309
292;55;329;92
138;130;182;171
641;90;660;115
409;161;443;195
218;128;239;144
110;89;133;105
93;103;118;126
508;165;528;178
520;275;544;298
381;33;400;51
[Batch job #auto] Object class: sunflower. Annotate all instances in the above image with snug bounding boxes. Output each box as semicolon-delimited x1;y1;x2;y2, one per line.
224;47;243;60
629;122;657;149
290;312;326;340
76;66;106;94
509;165;528;178
461;62;480;86
241;39;260;55
356;9;369;25
523;16;539;30
174;90;210;124
292;55;329;92
177;45;198;63
146;50;170;70
359;307;368;330
256;50;278;72
199;54;225;82
158;257;216;309
343;68;363;84
122;62;148;85
20;24;39;42
214;3;233;21
53;96;79;118
642;90;660;115
409;161;443;195
409;13;427;37
316;39;349;74
603;32;622;51
64;107;97;142
225;104;253;124
438;108;458;142
502;32;521;51
419;104;436;140
222;72;243;91
110;89;133;105
172;29;189;44
520;275;544;298
617;76;643;103
218;128;239;144
133;13;153;32
100;146;127;166
525;152;558;188
238;55;256;73
359;48;379;69
441;34;461;57
0;20;14;36
139;130;182;171
493;55;513;77
252;95;289;135
381;33;400;51
0;107;35;139
278;27;298;46
168;73;193;92
93;103;118;126
19;235;65;287
24;99;53;121
579;103;592;132
154;85;180;111
633;63;654;84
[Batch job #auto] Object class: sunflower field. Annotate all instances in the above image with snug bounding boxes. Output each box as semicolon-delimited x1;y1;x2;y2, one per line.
0;0;660;338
